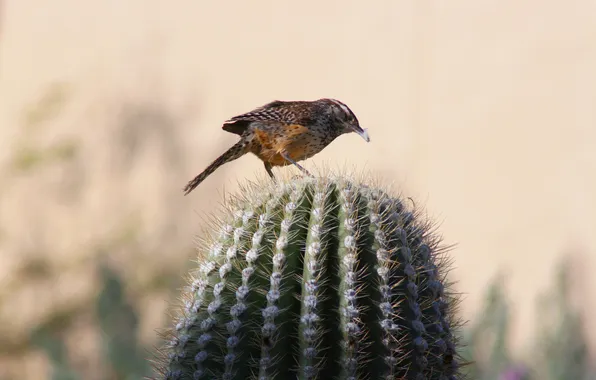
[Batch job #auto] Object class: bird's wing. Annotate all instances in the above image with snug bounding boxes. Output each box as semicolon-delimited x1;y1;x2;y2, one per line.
222;100;305;135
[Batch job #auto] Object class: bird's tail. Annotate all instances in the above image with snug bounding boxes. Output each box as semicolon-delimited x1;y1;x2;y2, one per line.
183;139;249;195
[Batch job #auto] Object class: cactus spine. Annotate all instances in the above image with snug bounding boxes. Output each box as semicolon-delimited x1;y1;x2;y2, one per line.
156;175;462;380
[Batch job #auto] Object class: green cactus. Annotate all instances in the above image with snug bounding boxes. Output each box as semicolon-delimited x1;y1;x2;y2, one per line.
155;175;463;379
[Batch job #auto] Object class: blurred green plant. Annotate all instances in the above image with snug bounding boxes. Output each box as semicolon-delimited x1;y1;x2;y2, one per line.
534;262;594;380
12;139;79;172
30;329;80;380
10;82;80;173
96;263;150;379
1;83;195;379
461;261;596;380
21;82;71;130
29;263;152;380
461;273;514;379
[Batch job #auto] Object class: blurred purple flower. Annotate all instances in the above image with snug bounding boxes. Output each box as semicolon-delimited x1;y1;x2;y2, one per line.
499;365;529;380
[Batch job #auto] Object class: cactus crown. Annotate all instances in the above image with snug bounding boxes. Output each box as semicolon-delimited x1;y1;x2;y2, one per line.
155;175;463;380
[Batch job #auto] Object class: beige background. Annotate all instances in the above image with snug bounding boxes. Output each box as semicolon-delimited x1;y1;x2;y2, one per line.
1;0;595;376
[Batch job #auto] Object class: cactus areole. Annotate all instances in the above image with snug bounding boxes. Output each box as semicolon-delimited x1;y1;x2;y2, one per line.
156;175;462;380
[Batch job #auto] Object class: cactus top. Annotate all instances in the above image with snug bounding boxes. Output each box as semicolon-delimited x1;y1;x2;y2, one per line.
156;175;463;380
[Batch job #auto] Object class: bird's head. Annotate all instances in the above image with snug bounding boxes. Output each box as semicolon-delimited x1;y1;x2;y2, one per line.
320;98;370;142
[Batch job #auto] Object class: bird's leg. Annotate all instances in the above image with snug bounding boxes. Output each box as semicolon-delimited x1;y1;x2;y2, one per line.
280;151;313;177
264;162;276;181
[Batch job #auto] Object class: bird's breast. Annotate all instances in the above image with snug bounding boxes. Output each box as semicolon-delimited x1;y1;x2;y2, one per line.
249;123;329;166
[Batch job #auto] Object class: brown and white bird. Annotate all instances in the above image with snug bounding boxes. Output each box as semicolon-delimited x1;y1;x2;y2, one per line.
183;98;370;195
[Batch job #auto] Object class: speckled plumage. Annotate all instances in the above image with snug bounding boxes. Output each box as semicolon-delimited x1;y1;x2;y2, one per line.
183;98;370;195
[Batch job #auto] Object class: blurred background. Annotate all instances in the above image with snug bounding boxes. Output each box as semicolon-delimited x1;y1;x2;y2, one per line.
1;1;595;379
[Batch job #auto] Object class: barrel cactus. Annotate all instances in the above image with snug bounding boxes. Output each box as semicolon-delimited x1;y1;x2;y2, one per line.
155;175;463;379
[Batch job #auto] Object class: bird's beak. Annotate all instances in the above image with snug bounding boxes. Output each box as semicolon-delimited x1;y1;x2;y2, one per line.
351;125;370;142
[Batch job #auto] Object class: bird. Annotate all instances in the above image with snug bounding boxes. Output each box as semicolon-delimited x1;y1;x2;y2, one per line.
183;98;370;195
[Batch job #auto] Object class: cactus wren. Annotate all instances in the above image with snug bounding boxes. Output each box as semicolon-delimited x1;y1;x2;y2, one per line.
183;98;370;195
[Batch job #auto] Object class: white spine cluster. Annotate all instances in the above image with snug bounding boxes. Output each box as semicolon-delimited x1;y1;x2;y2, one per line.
257;188;300;379
218;208;264;379
338;184;361;380
299;184;327;380
191;210;245;379
371;198;402;377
